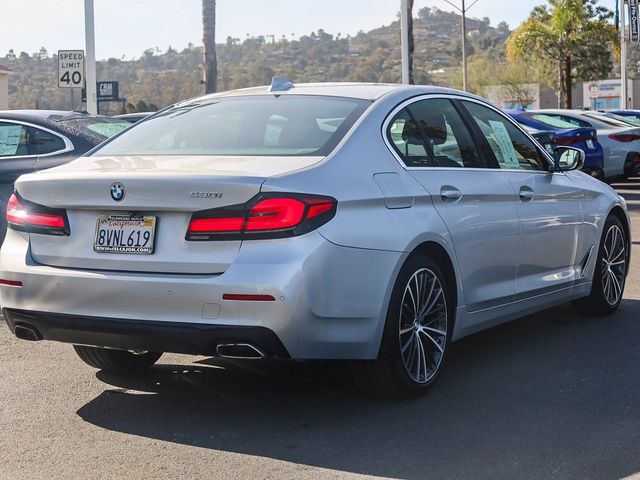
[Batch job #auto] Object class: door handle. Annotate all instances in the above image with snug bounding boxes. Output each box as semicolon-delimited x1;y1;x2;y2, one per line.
440;186;462;202
519;186;535;201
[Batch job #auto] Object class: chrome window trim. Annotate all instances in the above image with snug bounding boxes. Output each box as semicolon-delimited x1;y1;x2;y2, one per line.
381;93;557;174
0;118;75;160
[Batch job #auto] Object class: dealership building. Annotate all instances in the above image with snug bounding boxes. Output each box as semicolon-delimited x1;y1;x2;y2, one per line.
484;79;640;110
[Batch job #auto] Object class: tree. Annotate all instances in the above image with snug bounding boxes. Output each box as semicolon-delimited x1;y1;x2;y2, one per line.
408;0;414;84
506;0;618;108
202;0;217;94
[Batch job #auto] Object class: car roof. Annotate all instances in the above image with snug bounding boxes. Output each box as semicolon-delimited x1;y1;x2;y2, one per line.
0;109;93;123
178;82;482;104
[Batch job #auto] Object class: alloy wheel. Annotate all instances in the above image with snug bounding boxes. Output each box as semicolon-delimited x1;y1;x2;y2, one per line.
399;268;448;384
601;224;627;306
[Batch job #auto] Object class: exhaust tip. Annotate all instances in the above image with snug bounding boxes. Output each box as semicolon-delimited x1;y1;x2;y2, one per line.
216;343;265;359
14;324;41;342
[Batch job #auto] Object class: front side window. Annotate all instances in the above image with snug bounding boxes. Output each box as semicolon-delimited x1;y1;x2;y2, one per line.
463;102;548;171
0;123;66;157
93;96;370;157
0;123;28;157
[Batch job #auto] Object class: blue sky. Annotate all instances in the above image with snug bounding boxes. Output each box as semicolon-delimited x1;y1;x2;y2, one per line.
1;0;613;60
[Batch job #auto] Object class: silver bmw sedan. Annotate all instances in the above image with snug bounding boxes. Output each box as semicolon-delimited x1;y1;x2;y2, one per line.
0;81;630;397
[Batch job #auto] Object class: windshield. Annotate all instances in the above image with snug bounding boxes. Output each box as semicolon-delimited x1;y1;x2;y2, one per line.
94;95;370;157
56;117;131;142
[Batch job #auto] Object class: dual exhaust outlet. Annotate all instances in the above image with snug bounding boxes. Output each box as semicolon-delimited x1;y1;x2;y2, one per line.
13;322;266;360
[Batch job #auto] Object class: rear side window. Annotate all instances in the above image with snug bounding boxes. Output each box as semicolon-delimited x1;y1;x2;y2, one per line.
387;98;481;168
0;123;66;157
94;96;369;157
27;127;66;155
463;101;548;171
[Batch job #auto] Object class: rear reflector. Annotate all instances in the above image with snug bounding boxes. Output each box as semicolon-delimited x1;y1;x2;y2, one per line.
222;294;276;301
0;279;22;287
187;193;337;241
609;133;640;142
6;194;68;235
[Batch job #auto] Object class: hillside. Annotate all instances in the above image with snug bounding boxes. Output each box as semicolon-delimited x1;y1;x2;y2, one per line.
1;6;511;113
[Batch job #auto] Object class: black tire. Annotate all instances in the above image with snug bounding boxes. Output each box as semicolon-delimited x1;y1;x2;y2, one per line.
572;215;628;315
73;345;162;372
351;253;452;398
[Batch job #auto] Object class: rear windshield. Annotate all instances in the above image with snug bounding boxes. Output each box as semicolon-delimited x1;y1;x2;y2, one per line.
94;96;370;157
56;117;131;142
526;113;591;129
581;112;636;128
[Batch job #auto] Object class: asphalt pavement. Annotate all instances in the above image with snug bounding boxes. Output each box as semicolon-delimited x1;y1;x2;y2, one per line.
1;180;640;480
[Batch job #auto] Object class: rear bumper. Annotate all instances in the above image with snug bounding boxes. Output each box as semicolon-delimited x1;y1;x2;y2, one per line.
2;308;289;357
0;229;402;360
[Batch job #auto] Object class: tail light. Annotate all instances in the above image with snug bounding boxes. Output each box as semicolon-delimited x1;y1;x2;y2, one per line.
187;193;337;241
609;133;640;142
556;134;591;145
6;194;69;236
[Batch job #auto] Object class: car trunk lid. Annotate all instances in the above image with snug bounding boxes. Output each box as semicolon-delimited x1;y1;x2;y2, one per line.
16;154;322;274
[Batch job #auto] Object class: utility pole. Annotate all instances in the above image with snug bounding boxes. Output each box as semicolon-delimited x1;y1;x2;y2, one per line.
401;0;410;84
444;0;479;91
621;0;628;109
84;0;97;115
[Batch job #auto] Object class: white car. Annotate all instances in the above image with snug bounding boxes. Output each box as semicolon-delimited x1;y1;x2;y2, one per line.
525;109;640;180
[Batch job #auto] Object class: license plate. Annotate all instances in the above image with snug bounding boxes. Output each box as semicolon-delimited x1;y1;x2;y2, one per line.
94;215;156;254
586;139;595;149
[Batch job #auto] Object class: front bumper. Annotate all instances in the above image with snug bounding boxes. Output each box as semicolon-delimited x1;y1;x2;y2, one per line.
0;229;403;360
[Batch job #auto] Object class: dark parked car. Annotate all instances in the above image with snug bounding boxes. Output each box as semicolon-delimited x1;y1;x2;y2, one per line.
0;110;130;240
506;109;605;179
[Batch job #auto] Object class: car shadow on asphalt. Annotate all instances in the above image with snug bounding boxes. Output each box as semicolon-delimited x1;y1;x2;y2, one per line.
77;301;640;480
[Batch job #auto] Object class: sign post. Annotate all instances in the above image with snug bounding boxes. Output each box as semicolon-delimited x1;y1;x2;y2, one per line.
57;50;84;88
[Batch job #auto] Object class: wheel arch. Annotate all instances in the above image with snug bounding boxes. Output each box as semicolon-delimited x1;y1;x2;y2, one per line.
409;241;459;313
370;238;460;362
608;204;631;271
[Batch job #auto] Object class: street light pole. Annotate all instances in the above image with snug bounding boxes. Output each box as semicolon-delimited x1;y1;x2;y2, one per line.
461;0;467;91
84;0;97;115
444;0;479;92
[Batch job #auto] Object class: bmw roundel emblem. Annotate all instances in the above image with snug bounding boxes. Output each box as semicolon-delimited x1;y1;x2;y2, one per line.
110;183;125;202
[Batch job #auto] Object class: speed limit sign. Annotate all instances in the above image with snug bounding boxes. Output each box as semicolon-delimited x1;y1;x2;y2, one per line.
58;50;85;88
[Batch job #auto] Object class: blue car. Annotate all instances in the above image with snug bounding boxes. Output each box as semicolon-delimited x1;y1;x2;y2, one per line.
506;109;605;179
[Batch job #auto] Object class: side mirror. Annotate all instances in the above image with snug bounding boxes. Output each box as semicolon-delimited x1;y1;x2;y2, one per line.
552;146;585;172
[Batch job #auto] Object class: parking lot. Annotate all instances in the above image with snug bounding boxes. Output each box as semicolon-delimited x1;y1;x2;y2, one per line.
0;179;638;480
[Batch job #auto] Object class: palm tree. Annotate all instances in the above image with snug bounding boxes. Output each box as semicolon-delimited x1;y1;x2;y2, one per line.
202;0;217;94
506;0;618;108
